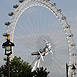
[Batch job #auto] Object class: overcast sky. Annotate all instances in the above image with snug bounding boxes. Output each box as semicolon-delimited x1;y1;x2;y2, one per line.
0;0;77;77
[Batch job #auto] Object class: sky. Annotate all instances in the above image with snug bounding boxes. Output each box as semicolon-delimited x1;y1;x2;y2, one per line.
0;0;77;77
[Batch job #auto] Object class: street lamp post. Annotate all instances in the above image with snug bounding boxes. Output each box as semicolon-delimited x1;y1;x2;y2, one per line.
2;34;15;77
66;63;68;77
71;64;76;77
66;63;76;77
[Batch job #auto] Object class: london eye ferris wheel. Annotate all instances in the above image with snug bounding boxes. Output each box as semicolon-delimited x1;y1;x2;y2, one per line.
3;0;76;77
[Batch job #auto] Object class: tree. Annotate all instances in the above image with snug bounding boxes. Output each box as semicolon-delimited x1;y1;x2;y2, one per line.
0;56;32;77
33;67;50;77
0;56;50;77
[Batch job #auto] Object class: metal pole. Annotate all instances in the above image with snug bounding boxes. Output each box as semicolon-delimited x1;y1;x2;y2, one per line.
66;63;68;77
7;56;10;77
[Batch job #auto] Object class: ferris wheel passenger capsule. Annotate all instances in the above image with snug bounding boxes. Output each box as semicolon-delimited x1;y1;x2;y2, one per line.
70;43;75;46
51;3;56;7
68;34;73;37
45;0;50;2
3;33;8;37
57;9;62;13
19;0;24;3
65;25;70;28
13;4;19;8
61;16;66;20
5;22;11;26
72;52;76;56
8;12;14;16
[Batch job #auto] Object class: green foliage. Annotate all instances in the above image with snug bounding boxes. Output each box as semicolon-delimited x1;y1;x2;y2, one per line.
0;63;8;77
0;56;32;77
0;56;50;77
33;67;50;77
10;56;32;77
